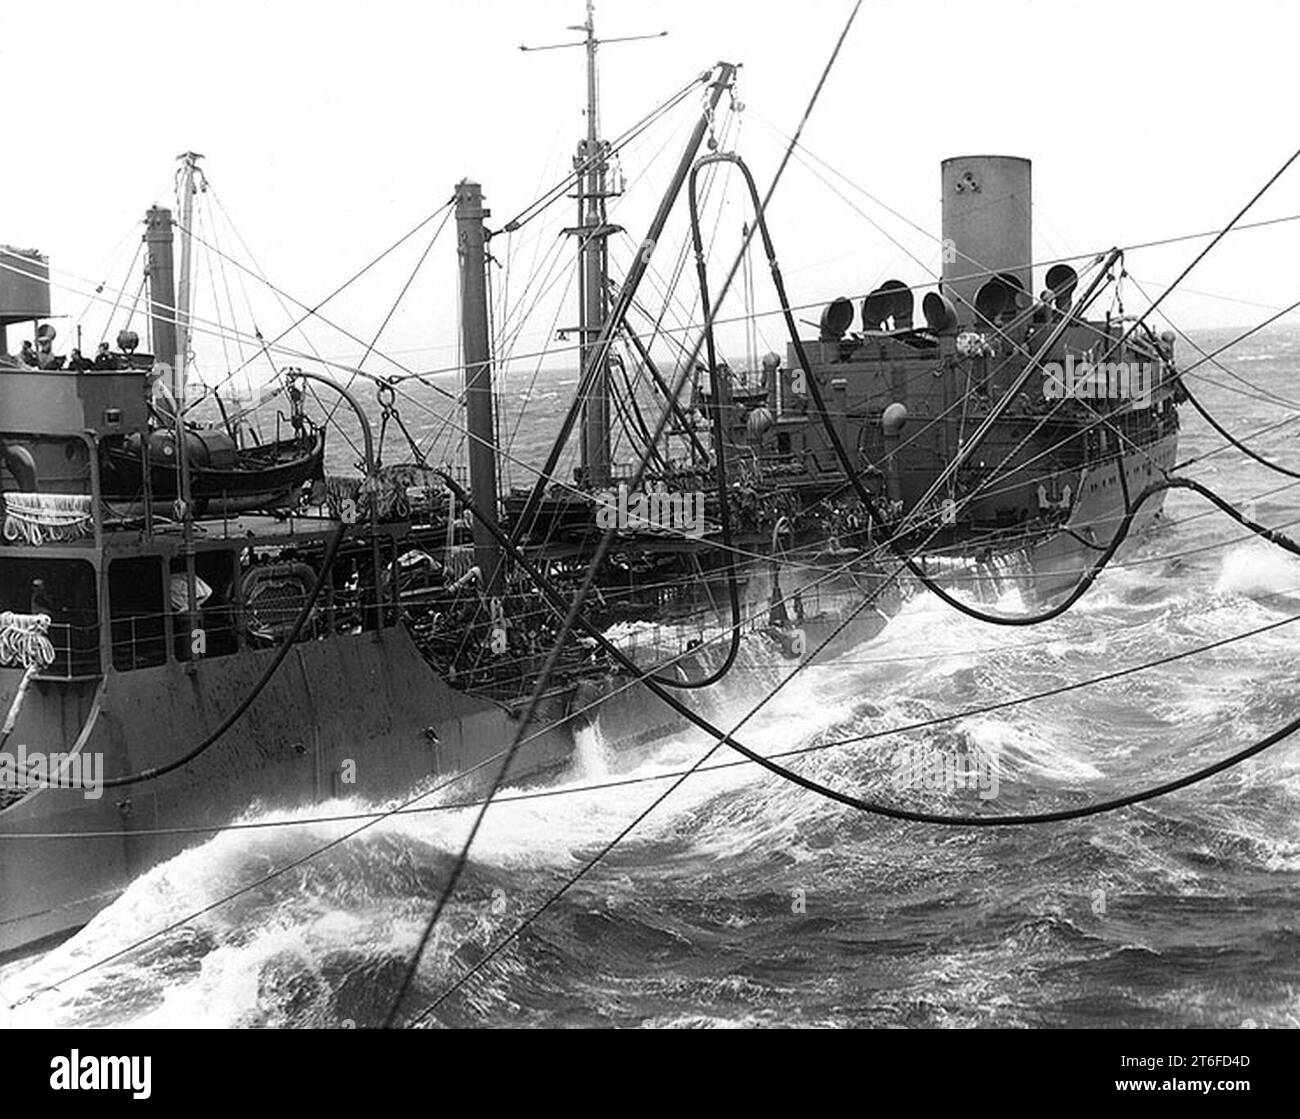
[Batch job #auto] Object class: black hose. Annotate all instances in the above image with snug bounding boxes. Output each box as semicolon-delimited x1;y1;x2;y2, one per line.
718;151;1181;628
1182;382;1300;480
626;158;759;690
448;471;1300;826
101;523;348;788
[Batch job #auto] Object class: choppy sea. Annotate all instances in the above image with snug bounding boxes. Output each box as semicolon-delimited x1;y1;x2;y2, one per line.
4;325;1300;1028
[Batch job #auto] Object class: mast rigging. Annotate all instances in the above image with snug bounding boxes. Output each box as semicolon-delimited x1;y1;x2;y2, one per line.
521;0;668;489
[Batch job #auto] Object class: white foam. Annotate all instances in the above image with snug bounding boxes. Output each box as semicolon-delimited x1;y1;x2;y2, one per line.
1214;540;1300;599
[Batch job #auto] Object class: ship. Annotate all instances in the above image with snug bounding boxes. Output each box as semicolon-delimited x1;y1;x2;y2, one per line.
0;7;1180;960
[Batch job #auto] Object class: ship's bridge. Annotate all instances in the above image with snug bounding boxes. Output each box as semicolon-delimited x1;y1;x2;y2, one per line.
0;247;384;684
1;367;151;439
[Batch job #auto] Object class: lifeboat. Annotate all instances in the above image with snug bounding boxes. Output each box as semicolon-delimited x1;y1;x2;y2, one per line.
101;426;325;513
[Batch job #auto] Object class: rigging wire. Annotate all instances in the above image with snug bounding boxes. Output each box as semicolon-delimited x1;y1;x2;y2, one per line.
323;205;455;429
5;26;1294;805
719;133;1300;629
12;584;1300;844
695;154;1137;626
495;72;709;237
1123;274;1300;479
2;216;1291;443
1127;276;1300;410
400;477;1300;1023
382;6;866;1028
14;498;1298;1016
15;30;1300;1024
346;212;1174;593
604;149;756;691
390;118;1300;1022
184;197;460;398
2;236;1140;573
1099;146;1300;368
12;428;1300;1003
751;105;1300;318
93;240;143;349
765;108;1300;426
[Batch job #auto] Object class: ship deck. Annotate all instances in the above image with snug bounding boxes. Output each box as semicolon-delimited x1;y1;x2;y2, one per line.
0;510;407;561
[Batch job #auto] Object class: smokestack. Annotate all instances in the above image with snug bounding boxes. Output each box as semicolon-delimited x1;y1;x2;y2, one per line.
144;206;177;382
940;156;1032;326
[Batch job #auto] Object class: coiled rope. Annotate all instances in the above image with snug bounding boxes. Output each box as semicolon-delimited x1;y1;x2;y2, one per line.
0;612;55;670
2;494;93;546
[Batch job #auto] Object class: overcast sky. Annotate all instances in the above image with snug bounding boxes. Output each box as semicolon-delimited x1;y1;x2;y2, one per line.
4;0;1299;397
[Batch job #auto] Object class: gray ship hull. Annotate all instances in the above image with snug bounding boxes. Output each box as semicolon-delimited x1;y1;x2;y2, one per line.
0;623;683;957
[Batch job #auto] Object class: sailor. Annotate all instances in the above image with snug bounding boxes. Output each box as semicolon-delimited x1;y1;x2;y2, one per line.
67;348;92;371
29;578;54;618
93;342;119;370
1008;391;1036;416
761;350;781;395
19;340;38;367
768;569;790;628
690;363;707;408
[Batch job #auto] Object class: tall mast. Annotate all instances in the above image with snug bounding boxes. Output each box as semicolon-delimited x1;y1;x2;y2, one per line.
175;151;203;401
456;180;503;600
174;152;202;643
521;2;666;490
577;0;611;487
514;61;736;541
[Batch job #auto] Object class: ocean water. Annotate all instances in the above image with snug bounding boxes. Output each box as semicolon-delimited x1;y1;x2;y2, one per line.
4;326;1300;1029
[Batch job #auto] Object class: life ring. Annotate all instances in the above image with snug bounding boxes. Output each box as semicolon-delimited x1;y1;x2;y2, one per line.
241;561;319;643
